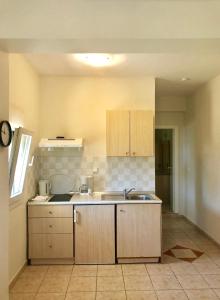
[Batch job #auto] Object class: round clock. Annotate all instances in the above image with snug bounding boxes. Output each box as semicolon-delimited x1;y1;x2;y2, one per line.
0;120;13;147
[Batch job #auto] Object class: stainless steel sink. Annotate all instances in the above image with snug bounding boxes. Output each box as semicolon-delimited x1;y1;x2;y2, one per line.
101;193;124;201
101;192;154;201
126;194;153;200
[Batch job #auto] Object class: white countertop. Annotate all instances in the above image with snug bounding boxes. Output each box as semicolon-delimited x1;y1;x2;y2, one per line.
28;191;162;205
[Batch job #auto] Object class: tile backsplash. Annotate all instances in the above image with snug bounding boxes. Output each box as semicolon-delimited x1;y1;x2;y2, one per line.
38;151;155;192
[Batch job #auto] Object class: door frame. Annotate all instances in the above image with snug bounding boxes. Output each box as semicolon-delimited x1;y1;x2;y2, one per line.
155;126;179;213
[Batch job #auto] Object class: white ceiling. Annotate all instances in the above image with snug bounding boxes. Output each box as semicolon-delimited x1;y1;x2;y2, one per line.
25;53;220;96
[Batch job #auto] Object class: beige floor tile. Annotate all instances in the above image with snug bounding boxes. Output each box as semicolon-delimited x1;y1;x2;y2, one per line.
19;266;48;279
97;265;122;277
122;264;147;276
47;265;73;275
185;289;218;299
19;272;45;280
68;276;96;292
156;290;188;300
126;290;157;300
9;294;36;300
192;254;213;264
97;276;124;291
19;266;47;279
162;255;179;264
22;266;48;274
39;274;70;293
11;278;42;293
124;275;153;291
170;262;198;275
213;289;220;297
150;275;181;290
146;264;173;275
35;293;65;300
203;274;220;288
96;291;126;300
72;265;97;277
194;263;220;274
172;249;197;259
65;291;96;300
176;275;209;289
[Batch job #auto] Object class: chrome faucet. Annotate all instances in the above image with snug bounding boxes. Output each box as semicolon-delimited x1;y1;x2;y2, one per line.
123;188;135;199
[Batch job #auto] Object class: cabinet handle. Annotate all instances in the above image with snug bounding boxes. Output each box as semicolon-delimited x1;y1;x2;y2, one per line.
126;152;129;156
49;211;53;215
120;209;125;212
49;245;52;248
132;152;136;156
49;225;53;228
74;209;79;223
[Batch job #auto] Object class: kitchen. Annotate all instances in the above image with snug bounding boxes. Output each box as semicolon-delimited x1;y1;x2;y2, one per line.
7;54;161;263
5;52;220;299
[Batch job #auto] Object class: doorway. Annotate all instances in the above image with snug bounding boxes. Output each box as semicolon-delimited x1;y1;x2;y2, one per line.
155;129;173;212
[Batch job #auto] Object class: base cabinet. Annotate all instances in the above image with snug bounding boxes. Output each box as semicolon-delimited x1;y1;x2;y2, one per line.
28;202;161;264
117;204;161;260
74;205;115;264
28;205;73;262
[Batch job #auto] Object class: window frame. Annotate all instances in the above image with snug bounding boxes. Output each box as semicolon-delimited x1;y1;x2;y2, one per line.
9;127;33;202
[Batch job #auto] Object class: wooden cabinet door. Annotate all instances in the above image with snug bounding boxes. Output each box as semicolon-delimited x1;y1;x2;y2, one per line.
117;204;161;258
75;205;115;264
106;111;130;156
29;234;73;259
130;110;154;156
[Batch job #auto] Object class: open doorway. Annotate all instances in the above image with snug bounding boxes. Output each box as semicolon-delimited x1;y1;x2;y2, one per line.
155;129;173;212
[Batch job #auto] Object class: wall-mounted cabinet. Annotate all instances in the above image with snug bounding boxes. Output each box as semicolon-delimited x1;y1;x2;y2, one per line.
106;110;154;157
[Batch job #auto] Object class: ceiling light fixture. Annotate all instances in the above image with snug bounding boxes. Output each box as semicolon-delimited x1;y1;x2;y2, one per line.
74;53;125;68
181;77;191;82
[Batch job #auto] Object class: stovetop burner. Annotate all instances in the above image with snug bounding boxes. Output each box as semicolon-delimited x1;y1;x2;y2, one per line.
49;194;72;202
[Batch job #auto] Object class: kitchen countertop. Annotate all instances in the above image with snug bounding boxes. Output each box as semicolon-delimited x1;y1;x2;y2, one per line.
28;191;162;205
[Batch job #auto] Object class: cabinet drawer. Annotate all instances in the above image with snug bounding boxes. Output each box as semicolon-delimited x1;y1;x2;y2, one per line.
29;234;73;259
28;205;73;218
29;218;73;234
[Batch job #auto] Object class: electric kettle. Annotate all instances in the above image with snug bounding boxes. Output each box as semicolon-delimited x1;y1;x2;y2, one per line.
39;179;51;196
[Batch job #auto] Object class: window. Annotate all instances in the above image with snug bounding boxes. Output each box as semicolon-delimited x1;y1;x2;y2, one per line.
9;127;32;199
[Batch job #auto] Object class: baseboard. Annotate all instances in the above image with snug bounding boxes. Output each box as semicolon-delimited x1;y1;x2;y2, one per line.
182;215;220;248
9;260;27;289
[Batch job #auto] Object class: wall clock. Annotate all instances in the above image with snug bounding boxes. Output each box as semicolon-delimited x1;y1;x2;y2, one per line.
0;120;13;147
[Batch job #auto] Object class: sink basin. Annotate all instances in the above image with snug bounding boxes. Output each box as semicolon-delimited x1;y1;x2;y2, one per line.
126;194;153;200
101;194;124;201
101;192;154;201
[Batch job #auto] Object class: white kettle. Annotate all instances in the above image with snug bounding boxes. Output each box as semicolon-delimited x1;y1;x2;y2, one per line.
39;179;51;196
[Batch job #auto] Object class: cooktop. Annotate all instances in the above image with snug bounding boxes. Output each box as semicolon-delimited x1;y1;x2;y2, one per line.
49;194;72;202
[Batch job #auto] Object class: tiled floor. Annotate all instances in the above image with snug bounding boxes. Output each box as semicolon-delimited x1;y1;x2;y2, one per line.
10;213;220;299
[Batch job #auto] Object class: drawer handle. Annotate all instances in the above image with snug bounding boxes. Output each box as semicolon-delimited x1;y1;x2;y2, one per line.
132;152;136;155
120;209;125;213
126;152;129;156
49;225;53;228
49;245;52;248
49;211;53;215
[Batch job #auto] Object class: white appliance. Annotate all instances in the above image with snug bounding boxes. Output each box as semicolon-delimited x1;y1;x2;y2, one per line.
79;175;94;194
39;138;83;148
39;179;51;196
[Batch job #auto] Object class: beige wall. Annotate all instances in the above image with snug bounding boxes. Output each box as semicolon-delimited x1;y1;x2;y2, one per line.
156;96;186;112
39;76;155;156
185;76;220;243
0;52;9;300
9;54;40;282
